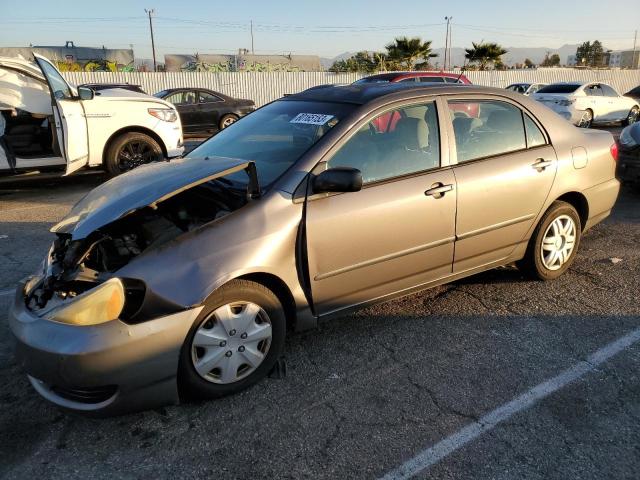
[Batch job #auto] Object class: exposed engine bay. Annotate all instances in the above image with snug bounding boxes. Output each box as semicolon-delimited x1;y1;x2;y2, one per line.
27;179;248;316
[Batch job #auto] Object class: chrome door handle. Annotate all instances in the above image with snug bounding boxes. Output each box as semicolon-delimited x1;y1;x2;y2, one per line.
425;183;453;198
532;158;553;171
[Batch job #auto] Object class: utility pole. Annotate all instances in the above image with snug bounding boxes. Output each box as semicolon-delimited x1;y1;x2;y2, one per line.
145;9;157;72
633;29;637;69
444;17;450;71
250;20;255;55
448;17;453;69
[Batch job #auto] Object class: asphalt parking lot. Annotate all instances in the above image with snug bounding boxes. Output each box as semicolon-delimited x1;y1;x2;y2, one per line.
0;127;639;479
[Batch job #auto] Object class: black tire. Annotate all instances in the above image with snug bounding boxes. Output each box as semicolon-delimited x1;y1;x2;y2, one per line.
578;109;593;128
104;132;164;176
517;201;582;281
178;279;286;401
623;106;639;126
219;114;239;130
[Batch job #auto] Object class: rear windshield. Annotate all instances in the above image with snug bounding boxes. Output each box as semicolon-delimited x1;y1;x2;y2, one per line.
536;84;581;94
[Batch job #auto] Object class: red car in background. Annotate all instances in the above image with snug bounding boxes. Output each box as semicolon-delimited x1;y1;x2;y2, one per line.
353;71;472;85
354;72;476;132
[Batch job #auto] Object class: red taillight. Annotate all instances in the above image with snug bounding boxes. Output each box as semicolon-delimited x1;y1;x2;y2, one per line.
610;143;619;162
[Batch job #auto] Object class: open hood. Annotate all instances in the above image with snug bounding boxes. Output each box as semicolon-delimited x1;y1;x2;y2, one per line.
52;156;258;240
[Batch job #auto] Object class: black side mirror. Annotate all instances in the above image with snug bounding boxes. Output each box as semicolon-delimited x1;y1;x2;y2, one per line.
312;167;363;194
77;86;94;101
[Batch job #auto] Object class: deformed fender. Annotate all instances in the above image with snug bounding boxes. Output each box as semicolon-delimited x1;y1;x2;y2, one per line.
116;189;316;330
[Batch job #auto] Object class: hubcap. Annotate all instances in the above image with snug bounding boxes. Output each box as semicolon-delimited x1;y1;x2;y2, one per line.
191;302;272;384
117;141;159;171
540;215;577;271
629;108;639;124
578;111;592;128
222;117;236;128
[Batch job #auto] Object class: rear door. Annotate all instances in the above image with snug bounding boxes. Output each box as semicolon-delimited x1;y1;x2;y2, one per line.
34;54;89;175
584;84;607;120
446;97;557;273
166;90;199;133
305;99;456;315
198;91;224;129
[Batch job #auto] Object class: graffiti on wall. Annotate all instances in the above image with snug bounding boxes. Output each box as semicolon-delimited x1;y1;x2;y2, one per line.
165;54;320;72
0;46;136;72
54;58;135;72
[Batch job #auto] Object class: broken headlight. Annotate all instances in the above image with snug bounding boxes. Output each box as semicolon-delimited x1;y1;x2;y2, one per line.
43;278;125;326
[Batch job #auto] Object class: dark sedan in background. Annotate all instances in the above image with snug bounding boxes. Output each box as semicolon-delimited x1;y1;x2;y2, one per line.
154;88;255;135
625;85;640;102
618;121;640;189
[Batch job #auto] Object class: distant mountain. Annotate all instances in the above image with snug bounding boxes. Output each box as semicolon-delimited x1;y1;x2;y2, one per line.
320;44;581;70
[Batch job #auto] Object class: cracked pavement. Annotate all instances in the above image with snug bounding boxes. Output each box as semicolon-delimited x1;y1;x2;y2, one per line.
1;139;639;479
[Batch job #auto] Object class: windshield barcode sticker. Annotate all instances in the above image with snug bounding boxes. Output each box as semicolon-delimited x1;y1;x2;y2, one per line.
290;113;334;125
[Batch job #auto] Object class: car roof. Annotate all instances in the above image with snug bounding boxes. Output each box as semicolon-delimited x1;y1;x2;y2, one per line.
285;82;503;105
365;71;461;80
161;87;225;95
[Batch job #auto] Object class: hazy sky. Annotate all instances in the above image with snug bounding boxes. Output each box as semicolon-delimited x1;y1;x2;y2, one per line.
1;0;638;59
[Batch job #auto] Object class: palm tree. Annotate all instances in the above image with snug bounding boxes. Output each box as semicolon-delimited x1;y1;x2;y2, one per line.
465;42;508;70
385;37;438;70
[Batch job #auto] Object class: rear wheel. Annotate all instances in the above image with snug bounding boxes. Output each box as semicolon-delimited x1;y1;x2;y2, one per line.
623;106;639;126
219;114;239;130
104;132;163;176
577;109;593;128
178;279;286;400
517;201;581;280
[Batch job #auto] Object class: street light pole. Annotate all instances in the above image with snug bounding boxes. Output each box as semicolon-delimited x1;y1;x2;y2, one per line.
251;20;255;55
145;8;157;72
444;16;452;70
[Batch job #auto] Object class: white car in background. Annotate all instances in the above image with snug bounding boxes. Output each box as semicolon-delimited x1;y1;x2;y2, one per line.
505;82;546;95
0;54;183;177
532;82;640;128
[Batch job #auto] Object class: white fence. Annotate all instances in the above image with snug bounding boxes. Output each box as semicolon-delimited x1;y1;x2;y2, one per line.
62;69;640;107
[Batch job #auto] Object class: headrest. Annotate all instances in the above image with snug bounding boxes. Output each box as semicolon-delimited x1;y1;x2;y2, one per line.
394;117;429;150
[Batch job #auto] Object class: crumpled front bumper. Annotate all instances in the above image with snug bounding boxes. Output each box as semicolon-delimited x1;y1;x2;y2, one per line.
9;279;202;416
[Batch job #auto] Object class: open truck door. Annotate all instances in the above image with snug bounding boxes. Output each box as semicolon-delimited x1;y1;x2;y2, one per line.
33;54;89;175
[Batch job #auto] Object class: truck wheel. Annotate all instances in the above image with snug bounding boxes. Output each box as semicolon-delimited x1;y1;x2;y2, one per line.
104;132;164;176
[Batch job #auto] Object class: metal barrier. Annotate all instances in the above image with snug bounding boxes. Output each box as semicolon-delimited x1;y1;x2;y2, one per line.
62;69;640;107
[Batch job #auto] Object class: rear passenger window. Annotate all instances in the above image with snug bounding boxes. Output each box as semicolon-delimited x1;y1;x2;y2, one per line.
448;100;526;162
524;114;546;148
419;77;445;83
328;101;440;184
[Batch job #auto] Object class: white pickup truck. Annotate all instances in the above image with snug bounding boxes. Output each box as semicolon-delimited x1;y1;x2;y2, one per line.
0;54;184;176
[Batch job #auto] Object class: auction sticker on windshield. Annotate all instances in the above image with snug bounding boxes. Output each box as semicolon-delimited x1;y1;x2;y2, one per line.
290;113;335;125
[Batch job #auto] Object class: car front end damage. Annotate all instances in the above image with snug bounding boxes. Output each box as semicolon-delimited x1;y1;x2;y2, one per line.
9;157;262;414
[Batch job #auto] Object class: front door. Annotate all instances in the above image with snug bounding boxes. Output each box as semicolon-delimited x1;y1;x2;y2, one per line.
446;97;557;272
34;54;89;175
305;100;457;316
198;90;224;130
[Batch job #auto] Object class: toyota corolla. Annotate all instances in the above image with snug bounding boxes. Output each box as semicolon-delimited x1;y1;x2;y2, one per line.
9;83;620;415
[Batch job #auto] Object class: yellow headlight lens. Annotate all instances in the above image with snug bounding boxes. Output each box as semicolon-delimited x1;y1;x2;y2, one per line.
44;278;125;326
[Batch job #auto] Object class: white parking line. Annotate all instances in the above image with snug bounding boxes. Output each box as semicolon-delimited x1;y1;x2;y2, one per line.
380;326;640;480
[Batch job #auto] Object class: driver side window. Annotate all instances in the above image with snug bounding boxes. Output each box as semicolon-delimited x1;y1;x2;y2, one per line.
327;101;441;184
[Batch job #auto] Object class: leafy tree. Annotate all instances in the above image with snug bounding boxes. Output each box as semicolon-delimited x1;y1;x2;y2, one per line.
524;58;534;68
464;42;508;70
385;36;437;70
541;53;561;67
329;51;378;73
575;40;605;67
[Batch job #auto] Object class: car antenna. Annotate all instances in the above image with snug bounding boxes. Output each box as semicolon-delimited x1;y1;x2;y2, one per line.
456;55;468;83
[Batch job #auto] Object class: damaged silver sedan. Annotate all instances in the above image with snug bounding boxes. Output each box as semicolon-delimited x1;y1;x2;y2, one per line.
9;83;619;414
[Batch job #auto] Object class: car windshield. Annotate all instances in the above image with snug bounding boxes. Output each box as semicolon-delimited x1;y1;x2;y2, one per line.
536;84;581;94
188;99;355;188
153;90;168;98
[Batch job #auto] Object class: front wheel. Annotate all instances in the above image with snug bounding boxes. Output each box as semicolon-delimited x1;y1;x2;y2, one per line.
517;201;582;280
178;279;286;400
577;109;593;128
219;114;239;130
623;106;639;126
104;132;164;176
